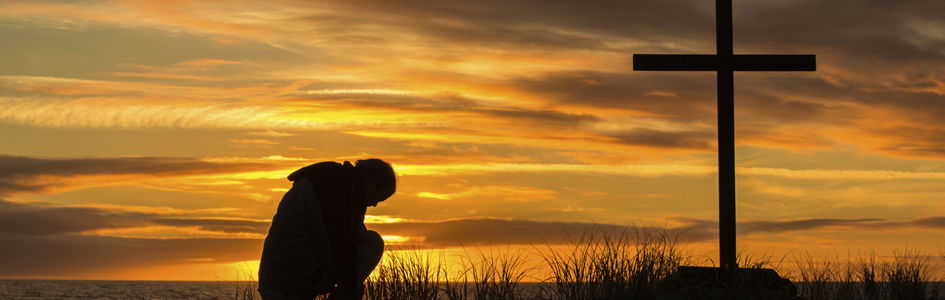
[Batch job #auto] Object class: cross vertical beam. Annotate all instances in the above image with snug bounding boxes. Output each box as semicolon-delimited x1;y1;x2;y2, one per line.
632;0;815;273
716;0;737;273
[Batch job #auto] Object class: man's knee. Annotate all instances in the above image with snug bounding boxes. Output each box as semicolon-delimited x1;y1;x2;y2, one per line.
356;230;384;279
361;230;383;251
358;230;384;262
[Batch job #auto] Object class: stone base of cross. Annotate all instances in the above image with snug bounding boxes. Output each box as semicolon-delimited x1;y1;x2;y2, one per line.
657;266;797;298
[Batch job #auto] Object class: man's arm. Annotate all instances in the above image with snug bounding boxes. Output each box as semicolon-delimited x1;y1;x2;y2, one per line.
334;193;369;298
320;186;361;299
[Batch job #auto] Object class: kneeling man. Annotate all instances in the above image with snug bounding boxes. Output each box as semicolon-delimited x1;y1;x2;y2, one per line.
259;159;396;300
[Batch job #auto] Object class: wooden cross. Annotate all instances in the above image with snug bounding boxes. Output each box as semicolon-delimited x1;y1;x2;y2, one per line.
633;0;815;272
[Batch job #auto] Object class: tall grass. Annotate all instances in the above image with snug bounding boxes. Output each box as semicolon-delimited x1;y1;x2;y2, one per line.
240;229;943;300
463;248;532;300
793;250;940;300
222;263;260;300
538;227;686;299
793;253;859;300
360;231;943;300
364;249;444;300
230;279;260;300
363;246;534;300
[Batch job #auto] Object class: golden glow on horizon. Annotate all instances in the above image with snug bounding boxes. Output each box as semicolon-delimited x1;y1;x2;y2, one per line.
365;215;406;224
380;235;412;244
417;192;452;200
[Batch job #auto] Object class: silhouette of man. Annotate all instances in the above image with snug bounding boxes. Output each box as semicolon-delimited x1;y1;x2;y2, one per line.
258;159;396;300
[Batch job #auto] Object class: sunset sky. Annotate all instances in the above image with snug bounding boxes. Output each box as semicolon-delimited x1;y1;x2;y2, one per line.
2;0;945;280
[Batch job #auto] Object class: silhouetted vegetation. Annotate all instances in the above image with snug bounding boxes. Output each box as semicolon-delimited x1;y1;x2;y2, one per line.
794;250;939;300
227;228;943;299
352;228;943;300
538;228;686;299
364;249;443;300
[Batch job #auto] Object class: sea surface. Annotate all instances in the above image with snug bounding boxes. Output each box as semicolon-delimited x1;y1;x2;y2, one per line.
0;280;258;300
4;280;944;299
0;280;549;299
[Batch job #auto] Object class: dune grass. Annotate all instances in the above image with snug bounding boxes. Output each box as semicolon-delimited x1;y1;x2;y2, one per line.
356;229;943;299
793;250;939;300
362;246;536;300
538;227;687;299
224;263;260;300
240;228;943;299
364;249;444;300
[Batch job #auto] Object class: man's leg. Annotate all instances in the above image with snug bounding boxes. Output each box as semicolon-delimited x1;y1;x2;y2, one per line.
327;230;384;300
355;229;385;281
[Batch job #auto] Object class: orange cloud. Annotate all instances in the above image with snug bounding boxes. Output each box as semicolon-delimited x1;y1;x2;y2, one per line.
174;58;244;67
102;71;221;81
416;185;556;203
0;155;281;196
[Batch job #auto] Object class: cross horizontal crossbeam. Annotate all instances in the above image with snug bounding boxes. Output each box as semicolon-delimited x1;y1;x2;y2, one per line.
633;54;816;71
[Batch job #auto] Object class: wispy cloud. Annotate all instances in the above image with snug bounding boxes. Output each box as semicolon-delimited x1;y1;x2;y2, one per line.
0;200;153;236
0;234;261;276
415;185;557;202
6;194;945;276
152;218;269;234
173;58;245;67
741;167;945;181
0;155;280;196
675;216;945;235
396;162;945;182
0;98;329;130
396;163;715;177
0;199;269;237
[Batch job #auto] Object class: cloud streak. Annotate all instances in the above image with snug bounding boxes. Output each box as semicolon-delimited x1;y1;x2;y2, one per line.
9;195;945;246
0;155;279;195
368;218;714;248
0;98;324;130
6;195;945;276
676;216;945;235
0;234;261;277
0;200;152;236
0;199;270;236
397;162;945;181
293;91;600;129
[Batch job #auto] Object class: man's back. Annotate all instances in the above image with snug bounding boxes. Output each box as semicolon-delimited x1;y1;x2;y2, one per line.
258;162;353;296
259;159;393;299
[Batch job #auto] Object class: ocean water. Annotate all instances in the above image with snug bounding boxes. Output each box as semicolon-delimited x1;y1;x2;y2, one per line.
0;280;257;300
5;280;943;299
0;280;546;299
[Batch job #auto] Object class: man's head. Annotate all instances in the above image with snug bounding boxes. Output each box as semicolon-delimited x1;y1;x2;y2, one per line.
354;158;396;207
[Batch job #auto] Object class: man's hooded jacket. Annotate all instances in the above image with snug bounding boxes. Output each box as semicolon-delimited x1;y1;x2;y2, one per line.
258;161;364;296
